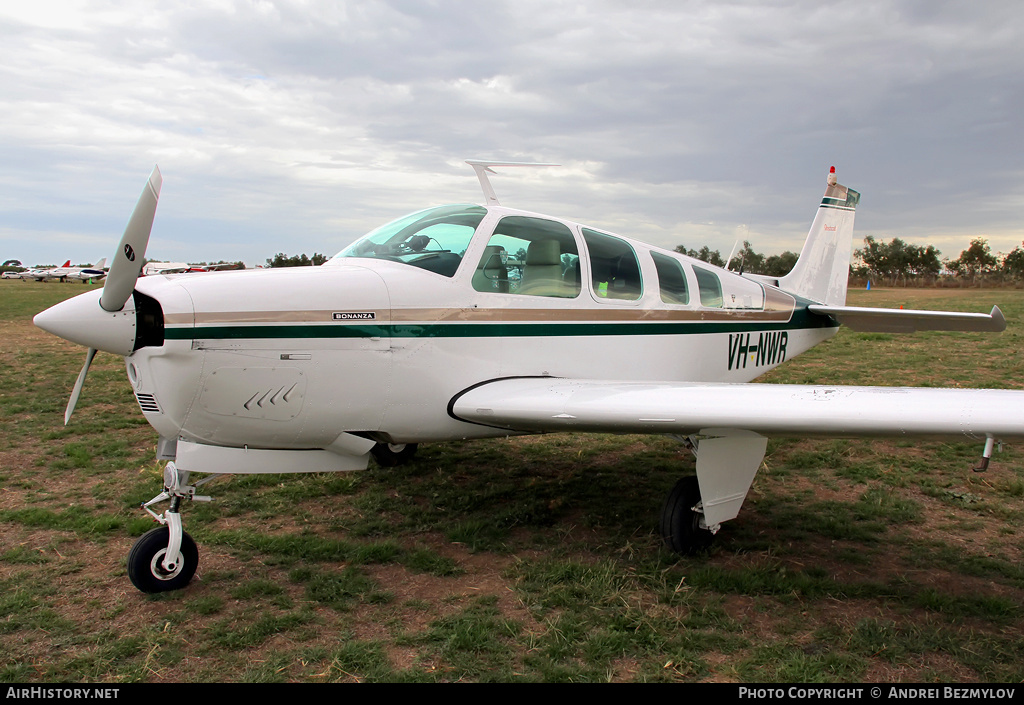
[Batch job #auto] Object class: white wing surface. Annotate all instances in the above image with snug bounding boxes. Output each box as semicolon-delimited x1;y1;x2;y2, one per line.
450;378;1024;441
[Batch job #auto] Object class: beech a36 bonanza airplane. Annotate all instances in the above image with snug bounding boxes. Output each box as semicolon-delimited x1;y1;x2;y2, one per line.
34;161;1024;593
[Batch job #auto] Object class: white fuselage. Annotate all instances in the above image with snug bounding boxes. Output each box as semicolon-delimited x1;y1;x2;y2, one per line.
124;204;838;454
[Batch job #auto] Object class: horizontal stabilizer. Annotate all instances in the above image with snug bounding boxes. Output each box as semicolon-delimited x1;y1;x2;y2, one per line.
809;304;1005;333
465;159;560;206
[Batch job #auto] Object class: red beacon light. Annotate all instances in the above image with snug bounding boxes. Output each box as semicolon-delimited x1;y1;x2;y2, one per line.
827;166;837;186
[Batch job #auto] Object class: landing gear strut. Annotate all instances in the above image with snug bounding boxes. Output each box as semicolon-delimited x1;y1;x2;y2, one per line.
128;462;213;593
660;476;715;555
973;435;998;472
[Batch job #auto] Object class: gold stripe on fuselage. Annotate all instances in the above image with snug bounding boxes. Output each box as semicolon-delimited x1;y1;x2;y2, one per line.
167;288;796;327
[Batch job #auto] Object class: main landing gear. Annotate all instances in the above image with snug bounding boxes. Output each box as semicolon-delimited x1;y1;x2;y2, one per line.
657;431;768;556
659;476;715;555
370;442;419;467
128;462;213;593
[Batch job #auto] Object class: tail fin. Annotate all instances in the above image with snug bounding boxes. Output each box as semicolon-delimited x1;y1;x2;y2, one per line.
777;167;859;306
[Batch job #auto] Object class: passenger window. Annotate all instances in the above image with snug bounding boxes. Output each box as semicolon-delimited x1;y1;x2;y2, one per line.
693;265;723;308
582;228;641;301
651;252;689;305
473;216;580;298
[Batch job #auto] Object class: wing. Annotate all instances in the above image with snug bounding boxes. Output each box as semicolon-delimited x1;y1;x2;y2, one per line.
452;377;1024;528
450;377;1024;441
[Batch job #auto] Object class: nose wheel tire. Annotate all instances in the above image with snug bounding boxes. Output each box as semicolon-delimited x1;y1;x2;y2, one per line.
370;442;419;467
660;476;715;555
127;526;199;593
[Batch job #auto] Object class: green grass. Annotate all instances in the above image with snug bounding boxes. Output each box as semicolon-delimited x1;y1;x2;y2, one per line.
2;281;1024;682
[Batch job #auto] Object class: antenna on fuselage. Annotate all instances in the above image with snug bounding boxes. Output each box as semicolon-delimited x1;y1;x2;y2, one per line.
725;239;741;271
465;160;560;206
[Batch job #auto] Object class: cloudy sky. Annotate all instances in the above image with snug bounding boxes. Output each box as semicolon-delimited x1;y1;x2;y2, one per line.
1;0;1021;267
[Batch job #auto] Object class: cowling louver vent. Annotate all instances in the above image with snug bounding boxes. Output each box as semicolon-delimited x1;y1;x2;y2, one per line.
135;393;161;414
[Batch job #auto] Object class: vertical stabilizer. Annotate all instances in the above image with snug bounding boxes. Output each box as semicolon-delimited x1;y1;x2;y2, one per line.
777;167;859;306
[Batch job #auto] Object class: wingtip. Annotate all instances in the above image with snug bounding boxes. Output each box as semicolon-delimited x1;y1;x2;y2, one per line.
990;305;1007;332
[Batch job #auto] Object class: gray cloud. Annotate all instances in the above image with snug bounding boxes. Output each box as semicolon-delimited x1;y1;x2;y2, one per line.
1;0;1022;267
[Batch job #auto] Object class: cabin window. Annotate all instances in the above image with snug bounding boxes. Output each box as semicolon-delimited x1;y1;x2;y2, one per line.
651;252;689;305
581;228;642;301
693;265;723;308
332;204;486;277
473;216;580;298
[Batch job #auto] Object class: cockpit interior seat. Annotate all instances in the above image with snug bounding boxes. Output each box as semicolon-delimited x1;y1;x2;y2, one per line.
520;240;569;297
473;245;509;293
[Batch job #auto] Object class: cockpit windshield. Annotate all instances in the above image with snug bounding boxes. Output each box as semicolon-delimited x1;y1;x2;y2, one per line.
332;204;487;277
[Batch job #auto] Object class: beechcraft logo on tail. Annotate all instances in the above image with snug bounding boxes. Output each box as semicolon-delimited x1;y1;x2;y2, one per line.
728;332;788;370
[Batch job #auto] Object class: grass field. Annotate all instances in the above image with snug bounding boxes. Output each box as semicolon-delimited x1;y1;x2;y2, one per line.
2;279;1023;683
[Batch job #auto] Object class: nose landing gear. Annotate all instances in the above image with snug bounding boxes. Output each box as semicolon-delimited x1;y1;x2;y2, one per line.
128;462;213;593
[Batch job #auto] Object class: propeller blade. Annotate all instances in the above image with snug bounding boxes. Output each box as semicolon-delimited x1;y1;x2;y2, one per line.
100;167;163;313
65;348;97;425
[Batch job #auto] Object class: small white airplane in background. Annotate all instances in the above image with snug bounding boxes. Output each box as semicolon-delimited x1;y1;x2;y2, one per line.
142;262;191;276
34;162;1022;594
143;262;235;275
41;260;73;280
65;259;107;282
33;259;107;282
21;266;57;282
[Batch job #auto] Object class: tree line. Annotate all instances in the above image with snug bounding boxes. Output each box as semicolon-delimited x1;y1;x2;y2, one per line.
8;238;1023;287
263;239;1024;286
853;236;1024;286
674;242;800;277
266;253;329;267
676;236;1024;287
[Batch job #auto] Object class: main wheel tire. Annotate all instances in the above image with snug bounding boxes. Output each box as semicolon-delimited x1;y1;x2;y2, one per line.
127;526;199;593
660;476;714;555
370;442;419;467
